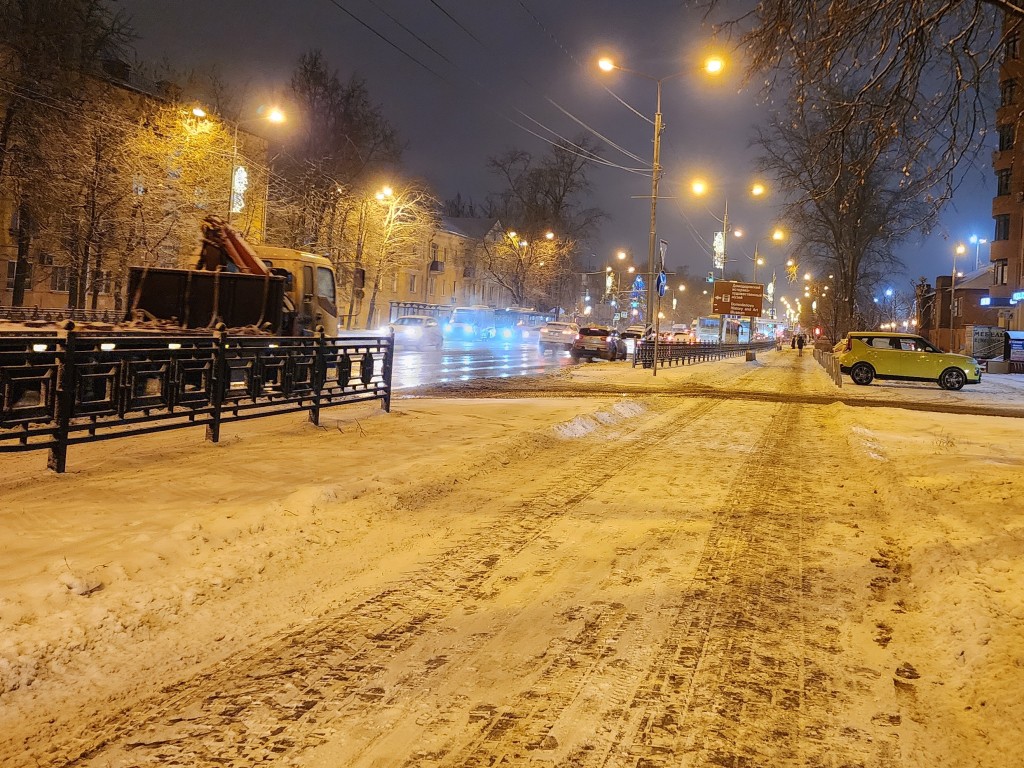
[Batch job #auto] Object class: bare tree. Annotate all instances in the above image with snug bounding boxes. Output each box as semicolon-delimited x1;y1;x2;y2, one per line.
760;88;931;337
696;0;1012;210
483;137;606;309
479;231;576;308
273;50;402;253
362;182;440;328
0;0;131;305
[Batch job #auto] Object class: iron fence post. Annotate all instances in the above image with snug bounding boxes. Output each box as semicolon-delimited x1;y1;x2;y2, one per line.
47;321;76;473
206;324;227;443
381;329;394;412
309;325;325;426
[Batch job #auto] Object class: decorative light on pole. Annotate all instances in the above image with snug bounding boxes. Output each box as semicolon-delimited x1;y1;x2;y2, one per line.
224;106;286;225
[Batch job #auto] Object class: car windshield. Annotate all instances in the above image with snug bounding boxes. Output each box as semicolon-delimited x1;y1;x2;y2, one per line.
579;328;610;337
544;323;572;330
395;317;426;326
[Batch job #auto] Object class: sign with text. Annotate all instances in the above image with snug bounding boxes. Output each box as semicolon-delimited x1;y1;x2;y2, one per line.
712;281;764;317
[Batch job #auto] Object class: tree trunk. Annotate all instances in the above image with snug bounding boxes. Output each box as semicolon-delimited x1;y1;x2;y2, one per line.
11;201;32;307
365;274;381;329
0;98;20;184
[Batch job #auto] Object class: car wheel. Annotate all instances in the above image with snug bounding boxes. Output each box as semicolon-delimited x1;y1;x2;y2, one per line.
939;367;967;391
850;362;875;386
570;351;582;361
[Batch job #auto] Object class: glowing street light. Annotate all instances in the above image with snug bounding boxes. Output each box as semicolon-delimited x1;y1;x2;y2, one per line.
704;56;725;75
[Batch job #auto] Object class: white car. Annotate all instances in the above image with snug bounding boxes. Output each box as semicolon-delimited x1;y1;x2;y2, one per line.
538;321;579;353
385;315;444;349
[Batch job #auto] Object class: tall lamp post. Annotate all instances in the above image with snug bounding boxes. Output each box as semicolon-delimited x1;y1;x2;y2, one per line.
599;55;724;328
950;243;966;351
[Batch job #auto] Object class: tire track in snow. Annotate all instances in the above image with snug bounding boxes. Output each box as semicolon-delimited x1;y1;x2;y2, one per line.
53;398;722;768
598;402;901;768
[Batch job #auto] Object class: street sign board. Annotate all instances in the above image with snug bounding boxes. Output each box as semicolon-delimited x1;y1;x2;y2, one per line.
657;271;667;297
712;281;764;317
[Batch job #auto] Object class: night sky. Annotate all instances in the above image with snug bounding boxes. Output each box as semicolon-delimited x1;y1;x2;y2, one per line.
117;0;994;295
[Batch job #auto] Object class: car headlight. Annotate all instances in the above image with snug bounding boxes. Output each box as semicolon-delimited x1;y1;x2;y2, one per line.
501;328;513;339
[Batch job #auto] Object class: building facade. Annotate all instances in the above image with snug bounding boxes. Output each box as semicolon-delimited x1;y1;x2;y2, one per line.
916;268;1002;354
990;18;1024;329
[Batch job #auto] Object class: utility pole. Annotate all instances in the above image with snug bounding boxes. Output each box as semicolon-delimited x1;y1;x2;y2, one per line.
644;82;663;329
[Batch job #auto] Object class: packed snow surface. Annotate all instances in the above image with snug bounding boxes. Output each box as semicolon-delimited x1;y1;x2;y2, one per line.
2;349;1023;767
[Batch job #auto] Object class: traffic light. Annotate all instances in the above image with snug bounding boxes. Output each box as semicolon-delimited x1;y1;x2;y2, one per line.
706;272;715;283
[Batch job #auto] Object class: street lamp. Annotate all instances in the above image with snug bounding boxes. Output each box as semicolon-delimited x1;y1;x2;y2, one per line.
598;56;724;329
691;180;770;279
969;234;988;271
951;243;966;351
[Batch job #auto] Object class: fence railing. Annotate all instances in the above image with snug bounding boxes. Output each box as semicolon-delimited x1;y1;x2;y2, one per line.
632;340;777;369
0;323;393;472
0;305;124;324
813;348;843;387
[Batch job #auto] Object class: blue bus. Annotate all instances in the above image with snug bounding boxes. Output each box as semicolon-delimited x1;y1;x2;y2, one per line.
444;305;497;339
494;307;558;341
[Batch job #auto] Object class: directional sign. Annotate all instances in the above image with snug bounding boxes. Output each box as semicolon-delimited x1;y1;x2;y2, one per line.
712;280;764;318
656;271;667;297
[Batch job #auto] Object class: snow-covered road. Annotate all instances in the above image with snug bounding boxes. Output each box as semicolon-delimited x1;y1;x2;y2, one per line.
2;349;1022;767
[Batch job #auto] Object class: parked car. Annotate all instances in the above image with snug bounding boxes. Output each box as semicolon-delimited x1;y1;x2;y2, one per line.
619;325;650;355
384;315;444;349
538;321;580;353
835;332;981;390
570;326;626;361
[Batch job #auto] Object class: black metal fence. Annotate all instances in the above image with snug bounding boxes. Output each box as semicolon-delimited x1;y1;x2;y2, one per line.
633;340;778;369
0;305;124;324
0;324;393;472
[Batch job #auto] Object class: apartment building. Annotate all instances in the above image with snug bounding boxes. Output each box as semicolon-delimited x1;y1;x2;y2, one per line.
990;20;1024;329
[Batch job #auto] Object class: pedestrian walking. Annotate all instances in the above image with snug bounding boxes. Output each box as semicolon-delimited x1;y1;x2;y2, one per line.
791;335;797;349
796;334;805;356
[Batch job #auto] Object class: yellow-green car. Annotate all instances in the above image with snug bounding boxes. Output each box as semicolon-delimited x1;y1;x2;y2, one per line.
836;332;981;390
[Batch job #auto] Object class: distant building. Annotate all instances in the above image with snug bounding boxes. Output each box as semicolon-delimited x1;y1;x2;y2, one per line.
915;267;1001;353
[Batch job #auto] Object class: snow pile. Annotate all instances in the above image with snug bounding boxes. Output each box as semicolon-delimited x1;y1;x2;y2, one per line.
553;399;647;437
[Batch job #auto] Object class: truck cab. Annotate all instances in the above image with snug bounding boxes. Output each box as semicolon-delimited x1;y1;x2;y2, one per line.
253;246;339;335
